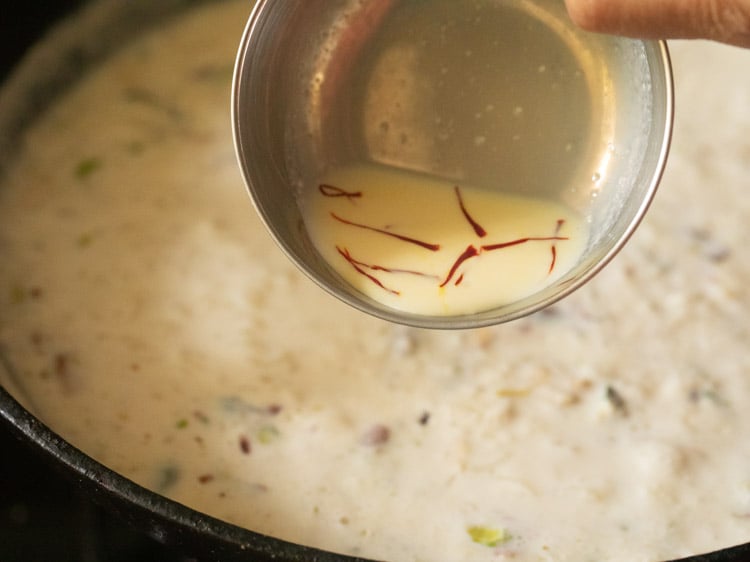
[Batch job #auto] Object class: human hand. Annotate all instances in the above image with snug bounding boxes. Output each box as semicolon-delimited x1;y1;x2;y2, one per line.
564;0;750;47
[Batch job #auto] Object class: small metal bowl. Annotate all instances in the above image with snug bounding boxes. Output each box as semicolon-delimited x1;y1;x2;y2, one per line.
232;0;673;329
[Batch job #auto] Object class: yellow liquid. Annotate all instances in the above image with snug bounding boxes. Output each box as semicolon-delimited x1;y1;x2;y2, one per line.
305;164;586;316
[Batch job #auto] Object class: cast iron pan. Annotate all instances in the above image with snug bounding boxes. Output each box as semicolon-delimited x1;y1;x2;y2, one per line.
0;2;749;561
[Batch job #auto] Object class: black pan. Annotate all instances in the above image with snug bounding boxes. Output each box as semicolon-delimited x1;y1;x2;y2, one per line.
0;2;749;561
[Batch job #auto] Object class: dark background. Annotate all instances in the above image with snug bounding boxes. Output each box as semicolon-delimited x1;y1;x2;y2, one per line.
0;425;190;561
1;2;83;81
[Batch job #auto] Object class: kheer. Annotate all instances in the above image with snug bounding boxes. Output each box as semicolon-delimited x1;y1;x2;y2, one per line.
1;2;750;562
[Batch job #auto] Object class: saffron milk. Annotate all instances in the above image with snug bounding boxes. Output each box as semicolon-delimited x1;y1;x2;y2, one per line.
305;164;587;315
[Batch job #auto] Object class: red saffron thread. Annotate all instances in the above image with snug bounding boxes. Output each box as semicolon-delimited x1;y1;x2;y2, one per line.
548;219;565;274
454;185;487;237
319;183;362;201
440;245;480;287
343;252;439;280
550;246;558;274
440;230;570;288
337;247;400;295
480;235;567;252
331;213;440;251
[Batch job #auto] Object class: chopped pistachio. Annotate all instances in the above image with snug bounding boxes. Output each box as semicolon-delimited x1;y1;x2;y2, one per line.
77;232;94;248
689;387;728;407
156;465;180;492
176;419;189;429
124;87;183;121
8;284;41;304
467;525;512;547
220;395;276;416
220;395;246;413
257;425;280;444
75;157;102;179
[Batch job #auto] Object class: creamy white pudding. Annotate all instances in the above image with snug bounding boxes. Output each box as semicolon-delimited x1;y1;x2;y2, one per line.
1;2;750;562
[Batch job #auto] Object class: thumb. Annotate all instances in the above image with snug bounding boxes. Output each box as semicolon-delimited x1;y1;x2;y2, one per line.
565;0;750;47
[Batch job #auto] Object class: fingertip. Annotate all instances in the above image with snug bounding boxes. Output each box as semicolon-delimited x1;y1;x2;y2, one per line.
564;0;607;32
